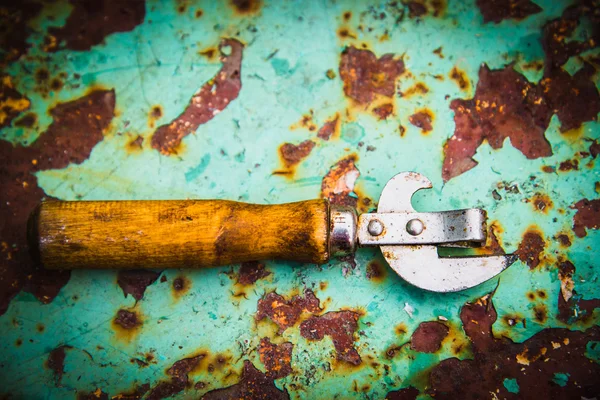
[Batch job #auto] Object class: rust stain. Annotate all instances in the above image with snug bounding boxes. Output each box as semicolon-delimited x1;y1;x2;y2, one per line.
1;89;115;316
555;233;572;248
386;387;420;399
236;261;270;286
339;46;404;105
148;105;163;129
410;321;449;353
125;135;144;153
429;295;600;398
529;193;553;214
36;323;45;333
172;275;191;298
558;159;579;171
47;345;70;385
474;221;506;256
279;140;315;167
117;270;161;301
337;27;358;40
433;46;444;58
258;338;293;379
151;39;244;154
448;66;470;92
255;289;322;333
112;383;150;400
409;109;434;133
317;114;340;140
571;198;600;238
366;260;387;282
202;360;289;399
343;11;352;22
0;74;31;128
198;47;218;61
112;309;143;342
146;353;206;400
229;0;262;16
47;0;146;52
300;310;362;365
372;103;394;120
476;0;541;23
77;389;108;399
321;155;360;208
516;227;546;269
400;82;429;98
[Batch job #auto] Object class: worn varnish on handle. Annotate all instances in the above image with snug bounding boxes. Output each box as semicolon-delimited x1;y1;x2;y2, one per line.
29;200;330;269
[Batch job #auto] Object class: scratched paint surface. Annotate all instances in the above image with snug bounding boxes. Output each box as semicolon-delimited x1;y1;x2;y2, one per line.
1;0;599;398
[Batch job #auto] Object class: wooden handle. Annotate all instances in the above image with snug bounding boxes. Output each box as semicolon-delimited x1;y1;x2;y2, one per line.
29;199;330;269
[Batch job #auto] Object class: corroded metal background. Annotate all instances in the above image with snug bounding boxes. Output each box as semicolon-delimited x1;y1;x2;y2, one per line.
1;0;599;398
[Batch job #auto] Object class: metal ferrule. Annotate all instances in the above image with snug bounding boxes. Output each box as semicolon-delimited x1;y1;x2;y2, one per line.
329;205;357;257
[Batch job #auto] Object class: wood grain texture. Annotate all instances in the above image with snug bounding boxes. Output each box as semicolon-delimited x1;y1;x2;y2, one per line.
29;199;330;269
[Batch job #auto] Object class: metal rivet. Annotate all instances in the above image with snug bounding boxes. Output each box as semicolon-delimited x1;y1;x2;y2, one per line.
367;219;384;236
406;219;424;236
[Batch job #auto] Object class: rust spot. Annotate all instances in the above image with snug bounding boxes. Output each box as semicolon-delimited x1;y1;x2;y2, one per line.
146;354;206;400
558;159;579;171
112;309;142;342
195;9;203;18
36;323;45;333
319;281;328;291
229;0;262;15
429;295;600;398
47;345;70;385
400;82;429;97
48;0;145;52
433;47;444;58
399;124;406;137
537;290;547;299
1;74;31;129
530;192;553;213
337;27;357;40
112;383;150;400
366;260;387;282
476;0;541;23
532;303;548;323
321;155;360;208
202;360;289;399
77;389;108;400
258;338;293;379
339;46;405;105
172;275;190;298
50;78;63;92
152;39;243;154
256;289;322;333
372;103;394;120
1;89;115;316
522;60;544;71
0;2;44;64
126;135;144;153
317;114;340;140
516;228;546;269
343;11;352;21
326;69;336;80
199;47;218;61
14;112;37;128
571;198;600;238
541;165;555;173
555;233;571;248
449;66;470;92
300;310;362;365
409;109;434;133
410;321;449;353
279;140;315;167
475;222;506;256
237;261;270;286
395;322;408;336
117;270;161;301
15;338;22;347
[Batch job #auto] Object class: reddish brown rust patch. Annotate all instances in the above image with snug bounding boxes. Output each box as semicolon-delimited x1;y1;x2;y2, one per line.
433;47;444;58
203;360;289;399
448;67;470;92
541;165;555;173
571;198;600;238
1;75;31;128
48;345;70;385
516;228;546;269
172;275;190;297
258;338;293;379
410;321;449;353
152;39;243;154
589;139;600;159
409;110;434;133
317;114;340;140
117;270;161;301
530;193;553;214
386;386;420;400
279;140;315;167
114;309;141;330
339;46;404;105
476;0;541;23
48;0;146;52
559;159;579;171
256;289;322;333
555;233;571;248
1;89;115;316
373;103;394;120
146;354;205;400
237;261;270;286
300;310;362;365
229;0;262;15
429;296;600;399
112;383;150;400
77;389;109;400
475;222;506;256
321;155;360;208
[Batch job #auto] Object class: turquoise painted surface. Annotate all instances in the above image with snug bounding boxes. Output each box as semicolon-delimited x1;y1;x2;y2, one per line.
1;0;599;398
